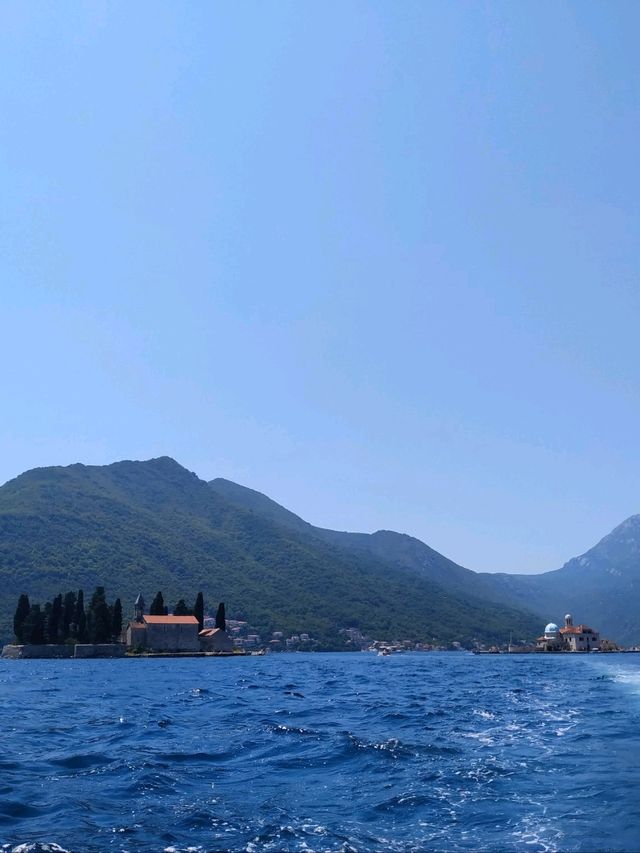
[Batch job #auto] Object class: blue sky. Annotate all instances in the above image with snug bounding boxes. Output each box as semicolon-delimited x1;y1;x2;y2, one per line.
1;1;639;573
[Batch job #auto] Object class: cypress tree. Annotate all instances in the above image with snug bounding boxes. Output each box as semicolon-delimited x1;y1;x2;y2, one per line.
48;593;63;644
63;591;76;639
74;589;87;641
111;598;123;641
42;601;55;643
173;599;190;616
150;591;167;616
214;601;226;631
13;594;30;643
88;586;111;643
193;592;204;631
23;604;45;644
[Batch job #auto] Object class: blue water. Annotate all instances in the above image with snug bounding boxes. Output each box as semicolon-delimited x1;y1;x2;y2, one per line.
2;652;640;852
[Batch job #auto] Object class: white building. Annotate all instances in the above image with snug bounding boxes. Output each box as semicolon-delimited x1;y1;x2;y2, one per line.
536;614;600;652
559;613;599;651
536;622;563;652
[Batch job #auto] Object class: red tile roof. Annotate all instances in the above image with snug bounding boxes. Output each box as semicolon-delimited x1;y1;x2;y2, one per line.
560;624;595;635
143;615;199;625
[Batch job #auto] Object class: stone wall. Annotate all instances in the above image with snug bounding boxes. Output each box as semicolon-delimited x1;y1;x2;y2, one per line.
146;623;200;652
126;622;147;649
1;644;74;659
2;644;126;659
74;644;126;659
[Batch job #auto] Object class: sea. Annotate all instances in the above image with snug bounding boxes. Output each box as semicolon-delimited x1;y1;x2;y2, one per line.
1;652;640;853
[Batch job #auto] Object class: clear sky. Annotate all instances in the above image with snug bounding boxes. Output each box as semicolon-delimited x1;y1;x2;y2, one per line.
1;1;639;574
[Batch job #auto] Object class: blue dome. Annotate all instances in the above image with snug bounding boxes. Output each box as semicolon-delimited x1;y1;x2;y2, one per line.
544;623;560;634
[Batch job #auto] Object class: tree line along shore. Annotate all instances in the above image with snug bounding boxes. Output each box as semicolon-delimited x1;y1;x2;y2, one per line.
11;587;207;646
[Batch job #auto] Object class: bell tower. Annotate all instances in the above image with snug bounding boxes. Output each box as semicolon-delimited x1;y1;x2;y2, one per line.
564;613;573;628
134;593;145;623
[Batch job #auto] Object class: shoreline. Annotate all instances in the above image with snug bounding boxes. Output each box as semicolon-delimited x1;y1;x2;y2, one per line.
0;643;262;660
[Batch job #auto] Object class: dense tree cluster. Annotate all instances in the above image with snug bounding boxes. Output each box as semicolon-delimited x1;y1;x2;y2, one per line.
13;587;123;645
149;590;206;627
12;587;212;645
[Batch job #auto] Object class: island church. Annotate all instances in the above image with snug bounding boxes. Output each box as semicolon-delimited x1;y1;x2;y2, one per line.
125;594;233;653
536;613;600;652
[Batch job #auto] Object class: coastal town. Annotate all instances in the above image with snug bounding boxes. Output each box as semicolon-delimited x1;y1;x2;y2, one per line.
1;587;635;658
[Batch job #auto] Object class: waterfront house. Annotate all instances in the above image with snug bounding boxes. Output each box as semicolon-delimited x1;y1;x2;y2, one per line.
199;627;234;652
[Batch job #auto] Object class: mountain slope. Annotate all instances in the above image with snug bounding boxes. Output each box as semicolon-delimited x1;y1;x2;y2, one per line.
209;478;640;645
209;478;489;593
210;478;527;612
478;517;640;645
0;458;540;646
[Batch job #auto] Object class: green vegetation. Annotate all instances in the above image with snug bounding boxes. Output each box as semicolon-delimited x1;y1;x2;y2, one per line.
149;591;168;616
75;590;87;641
193;591;204;630
112;597;123;638
215;601;226;631
0;457;541;648
13;594;30;642
23;604;45;644
87;586;111;642
10;585;125;644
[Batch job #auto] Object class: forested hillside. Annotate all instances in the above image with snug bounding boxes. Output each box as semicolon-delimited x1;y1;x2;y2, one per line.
211;478;640;645
0;457;540;647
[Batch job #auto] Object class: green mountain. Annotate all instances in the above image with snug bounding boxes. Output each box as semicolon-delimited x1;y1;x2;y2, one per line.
0;457;539;647
209;477;537;614
478;517;640;645
209;477;497;596
210;478;640;645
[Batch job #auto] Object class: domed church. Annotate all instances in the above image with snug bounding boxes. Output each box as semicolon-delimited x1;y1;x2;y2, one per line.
536;614;600;652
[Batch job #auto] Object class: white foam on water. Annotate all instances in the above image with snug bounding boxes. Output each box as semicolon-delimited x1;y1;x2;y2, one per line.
461;730;496;746
163;847;203;853
511;816;563;853
534;704;578;723
554;723;576;737
610;667;640;692
473;708;496;720
587;657;640;700
9;847;71;853
300;822;328;836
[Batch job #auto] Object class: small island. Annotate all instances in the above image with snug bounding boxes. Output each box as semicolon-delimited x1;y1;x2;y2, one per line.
2;588;239;658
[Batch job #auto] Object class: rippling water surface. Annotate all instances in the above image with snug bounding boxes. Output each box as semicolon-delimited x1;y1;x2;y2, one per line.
2;652;640;852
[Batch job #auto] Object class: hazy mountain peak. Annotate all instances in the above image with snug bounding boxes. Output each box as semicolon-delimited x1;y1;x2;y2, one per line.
5;455;192;485
610;514;640;535
564;513;640;569
108;456;194;474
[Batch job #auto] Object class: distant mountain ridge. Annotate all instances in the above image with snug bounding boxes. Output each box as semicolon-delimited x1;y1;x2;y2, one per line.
209;478;640;645
0;458;539;647
1;457;637;647
480;515;640;644
209;478;486;593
